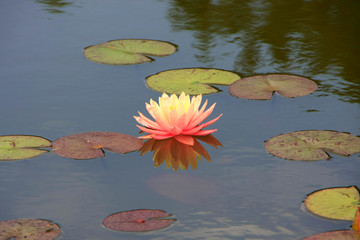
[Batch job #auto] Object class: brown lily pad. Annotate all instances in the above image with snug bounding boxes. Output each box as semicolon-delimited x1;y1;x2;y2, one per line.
102;209;176;232
51;131;143;159
0;219;61;240
265;130;360;161
229;74;317;100
302;230;360;240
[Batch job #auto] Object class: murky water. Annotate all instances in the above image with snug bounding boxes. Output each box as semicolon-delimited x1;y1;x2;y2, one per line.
1;0;359;239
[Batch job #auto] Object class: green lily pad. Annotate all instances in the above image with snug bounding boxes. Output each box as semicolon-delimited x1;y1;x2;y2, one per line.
0;219;61;240
303;230;360;240
51;131;143;159
229;74;317;100
84;39;177;65
146;68;241;95
265;130;360;161
0;135;51;161
304;186;360;220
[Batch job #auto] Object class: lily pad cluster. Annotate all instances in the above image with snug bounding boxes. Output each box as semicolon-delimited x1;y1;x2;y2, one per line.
0;132;143;161
0;209;176;238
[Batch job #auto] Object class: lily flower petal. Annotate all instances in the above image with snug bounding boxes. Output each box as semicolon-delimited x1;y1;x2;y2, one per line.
134;92;221;145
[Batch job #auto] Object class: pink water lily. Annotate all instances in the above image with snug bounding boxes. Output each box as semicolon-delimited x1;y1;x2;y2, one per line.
134;92;222;145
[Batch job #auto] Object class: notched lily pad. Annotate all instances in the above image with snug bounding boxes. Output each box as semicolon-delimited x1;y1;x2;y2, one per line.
51;131;143;159
0;135;51;161
102;209;176;232
265;130;360;161
0;219;61;240
84;39;177;65
229;74;317;100
304;186;360;220
146;68;241;95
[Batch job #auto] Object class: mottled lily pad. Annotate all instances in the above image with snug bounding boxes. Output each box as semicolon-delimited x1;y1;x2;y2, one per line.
51;131;143;159
146;68;241;95
265;130;360;161
0;219;61;240
84;39;177;65
0;135;51;161
304;186;360;220
303;230;360;240
102;209;176;232
229;74;317;100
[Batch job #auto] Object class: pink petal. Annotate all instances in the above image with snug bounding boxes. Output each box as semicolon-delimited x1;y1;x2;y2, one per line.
134;112;160;130
174;135;195;145
191;129;218;136
136;125;170;136
186;103;216;130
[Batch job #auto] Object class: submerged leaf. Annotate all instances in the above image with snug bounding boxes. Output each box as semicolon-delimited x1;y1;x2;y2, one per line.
0;219;61;240
229;74;317;100
265;130;360;161
84;39;177;65
0;135;51;161
304;186;360;220
146;68;240;95
102;209;176;232
51;131;143;159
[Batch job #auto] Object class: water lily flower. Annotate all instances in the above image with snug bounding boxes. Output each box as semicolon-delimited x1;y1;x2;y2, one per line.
134;92;222;145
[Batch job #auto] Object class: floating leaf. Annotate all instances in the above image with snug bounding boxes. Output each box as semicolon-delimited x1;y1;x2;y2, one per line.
0;219;61;240
304;186;360;220
51;131;143;159
229;74;317;100
102;209;176;232
146;68;241;95
0;135;51;161
265;130;360;161
84;39;177;65
303;230;360;240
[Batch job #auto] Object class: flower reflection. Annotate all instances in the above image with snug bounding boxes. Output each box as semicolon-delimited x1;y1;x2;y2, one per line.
139;135;222;171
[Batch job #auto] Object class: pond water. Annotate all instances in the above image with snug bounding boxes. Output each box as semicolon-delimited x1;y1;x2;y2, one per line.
1;0;359;239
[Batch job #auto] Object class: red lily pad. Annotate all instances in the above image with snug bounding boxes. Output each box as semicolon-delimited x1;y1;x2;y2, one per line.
265;130;360;161
0;219;61;240
102;209;176;232
51;131;143;159
302;230;360;240
229;74;317;100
